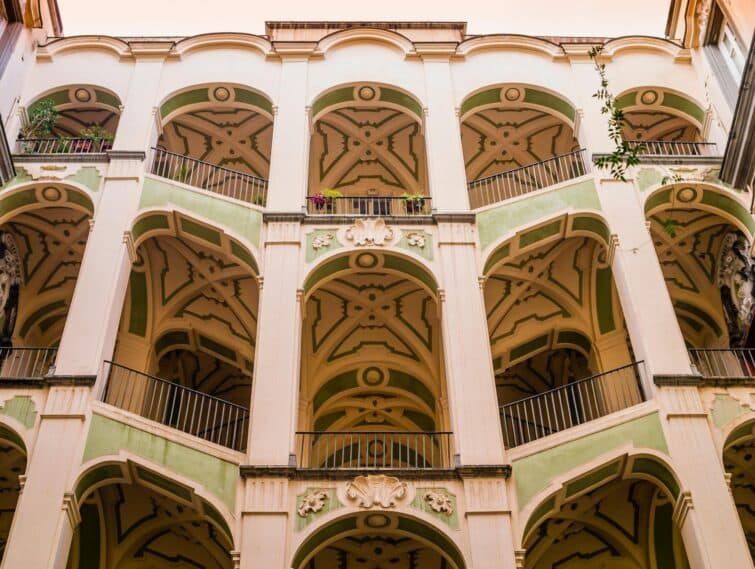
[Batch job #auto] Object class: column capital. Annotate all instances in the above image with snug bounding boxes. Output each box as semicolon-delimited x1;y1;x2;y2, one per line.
62;492;81;529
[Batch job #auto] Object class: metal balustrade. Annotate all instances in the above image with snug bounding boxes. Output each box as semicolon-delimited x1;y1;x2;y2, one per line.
295;431;454;469
0;347;57;380
467;149;589;209
150;147;268;206
305;195;432;216
101;361;249;452
625;140;718;157
689;348;755;379
16;137;112;154
499;361;646;448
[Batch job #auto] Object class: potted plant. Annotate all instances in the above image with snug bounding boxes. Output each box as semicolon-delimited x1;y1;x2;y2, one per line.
79;125;114;152
311;189;342;213
18;98;59;152
402;193;426;214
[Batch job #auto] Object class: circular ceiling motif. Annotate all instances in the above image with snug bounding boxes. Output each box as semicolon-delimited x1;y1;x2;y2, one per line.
212;86;231;102
354;252;379;269
73;87;93;103
361;366;386;386
676;187;698;203
363;513;392;529
356;85;378;102
40;186;63;202
503;87;523;103
639;89;660;106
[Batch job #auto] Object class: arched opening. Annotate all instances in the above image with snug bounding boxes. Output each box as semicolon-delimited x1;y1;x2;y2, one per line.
19;85;122;154
522;455;689;569
645;184;755;377
105;212;259;451
297;251;451;469
484;215;644;447
723;421;755;561
152;84;274;206
293;512;466;569
0;424;26;563
68;462;233;569
307;84;430;216
615;87;714;157
460;85;588;208
0;184;93;379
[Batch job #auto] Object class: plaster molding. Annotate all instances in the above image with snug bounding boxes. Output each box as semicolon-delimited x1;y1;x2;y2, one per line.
122;231;137;264
311;232;335;250
404;230;426;249
423;490;454;515
515;549;526;569
316;28;416;58
671;490;694;527
456;34;565;61
345;474;408;508
344;218;395;247
230;551;241;569
297;490;330;517
172;33;273;59
601;36;692;63
62;492;81;529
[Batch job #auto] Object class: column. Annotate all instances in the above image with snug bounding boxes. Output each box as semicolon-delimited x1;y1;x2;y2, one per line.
437;221;505;465
246;220;302;465
53;54;167;377
463;477;518;569
1;55;168;569
599;178;753;567
266;48;313;211
237;478;289;569
419;51;469;212
596;178;691;379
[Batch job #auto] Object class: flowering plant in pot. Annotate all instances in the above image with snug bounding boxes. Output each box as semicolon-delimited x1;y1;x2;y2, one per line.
401;193;426;214
311;189;342;212
18;98;59;152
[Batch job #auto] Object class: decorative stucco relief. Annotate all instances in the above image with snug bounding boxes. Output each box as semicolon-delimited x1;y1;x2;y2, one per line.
345;475;407;508
345;219;395;247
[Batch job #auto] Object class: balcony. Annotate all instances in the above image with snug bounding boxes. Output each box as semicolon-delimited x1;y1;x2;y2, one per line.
295;431;454;470
305;195;432;217
14;137;112;160
467;149;589;209
622;140;721;164
0;347;57;381
150;147;268;206
689;348;755;380
101;361;249;452
499;361;646;448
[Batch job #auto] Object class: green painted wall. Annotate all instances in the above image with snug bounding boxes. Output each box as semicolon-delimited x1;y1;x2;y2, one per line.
0;396;36;428
82;413;237;509
140;177;262;247
478;179;600;251
512;411;668;512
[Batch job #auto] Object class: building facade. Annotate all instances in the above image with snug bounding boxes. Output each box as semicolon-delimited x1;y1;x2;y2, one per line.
0;1;754;568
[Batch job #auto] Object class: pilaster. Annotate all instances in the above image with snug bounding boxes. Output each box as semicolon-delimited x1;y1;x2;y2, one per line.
419;51;469;212
238;478;290;569
246;220;302;464
462;477;518;569
436;221;505;464
266;49;313;211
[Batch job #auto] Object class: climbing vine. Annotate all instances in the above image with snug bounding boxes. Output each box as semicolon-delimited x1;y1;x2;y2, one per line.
588;46;644;182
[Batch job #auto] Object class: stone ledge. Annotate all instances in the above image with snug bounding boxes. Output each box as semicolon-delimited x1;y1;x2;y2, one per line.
240;465;511;480
653;374;703;386
0;375;97;388
12;150;146;164
46;375;97;386
592;153;723;166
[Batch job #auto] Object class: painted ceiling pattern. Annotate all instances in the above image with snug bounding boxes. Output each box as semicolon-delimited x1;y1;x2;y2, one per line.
309;107;427;196
649;209;731;347
307;535;447;569
525;479;687;569
161;109;273;179
724;440;755;559
621;111;699;142
71;483;231;569
53;108;120;139
121;234;258;384
496;349;591;404
5;206;90;346
303;271;442;435
0;443;24;562
485;237;622;376
461;107;578;182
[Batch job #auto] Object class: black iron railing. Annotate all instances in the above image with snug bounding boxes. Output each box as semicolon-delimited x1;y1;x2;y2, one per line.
0;347;57;380
295;431;454;469
689;348;755;379
625;140;718;157
101;361;249;452
305;195;432;216
16;137;112;154
499;361;646;448
467;149;589;209
150;147;268;206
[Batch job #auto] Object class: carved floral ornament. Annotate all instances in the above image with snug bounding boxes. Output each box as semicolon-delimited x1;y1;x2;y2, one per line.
405;231;426;249
297;490;330;517
346;475;407;509
423;490;454;515
311;232;334;250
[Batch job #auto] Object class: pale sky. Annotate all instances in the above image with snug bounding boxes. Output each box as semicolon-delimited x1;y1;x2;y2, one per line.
57;0;672;38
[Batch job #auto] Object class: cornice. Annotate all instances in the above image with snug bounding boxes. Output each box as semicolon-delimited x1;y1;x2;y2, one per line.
601;35;691;63
172;32;272;59
456;34;567;61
